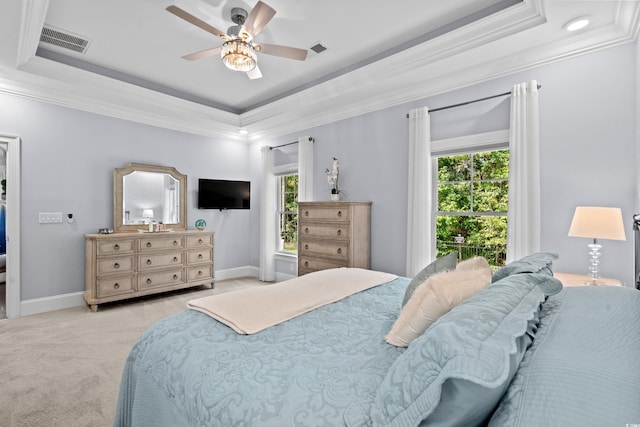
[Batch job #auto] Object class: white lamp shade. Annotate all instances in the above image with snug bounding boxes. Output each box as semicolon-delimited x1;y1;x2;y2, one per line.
142;209;154;218
568;206;626;241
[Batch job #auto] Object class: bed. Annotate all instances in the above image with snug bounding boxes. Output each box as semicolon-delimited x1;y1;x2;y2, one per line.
114;253;640;426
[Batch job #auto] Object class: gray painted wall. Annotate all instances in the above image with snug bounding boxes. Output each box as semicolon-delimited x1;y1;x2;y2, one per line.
253;42;636;285
0;95;253;300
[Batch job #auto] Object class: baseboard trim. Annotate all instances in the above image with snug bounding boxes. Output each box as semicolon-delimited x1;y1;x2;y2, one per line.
20;266;264;317
20;291;85;317
215;266;259;281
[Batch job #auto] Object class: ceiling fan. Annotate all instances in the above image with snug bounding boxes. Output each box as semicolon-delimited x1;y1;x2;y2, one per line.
166;1;308;80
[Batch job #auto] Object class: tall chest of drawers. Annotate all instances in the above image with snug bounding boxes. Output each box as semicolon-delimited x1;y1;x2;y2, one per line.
84;230;214;312
297;201;371;276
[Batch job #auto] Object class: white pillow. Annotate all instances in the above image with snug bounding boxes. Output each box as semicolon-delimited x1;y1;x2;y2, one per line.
385;257;491;347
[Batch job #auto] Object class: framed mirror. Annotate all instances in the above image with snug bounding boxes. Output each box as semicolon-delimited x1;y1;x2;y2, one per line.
114;163;187;233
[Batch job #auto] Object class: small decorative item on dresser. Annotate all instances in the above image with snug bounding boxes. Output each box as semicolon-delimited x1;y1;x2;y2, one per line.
195;219;207;230
325;157;340;201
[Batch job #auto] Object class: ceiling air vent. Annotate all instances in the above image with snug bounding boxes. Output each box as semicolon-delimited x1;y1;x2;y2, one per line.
309;42;327;55
39;25;90;54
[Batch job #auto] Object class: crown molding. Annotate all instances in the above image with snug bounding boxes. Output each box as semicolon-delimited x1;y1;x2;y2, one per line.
3;0;639;143
241;1;640;141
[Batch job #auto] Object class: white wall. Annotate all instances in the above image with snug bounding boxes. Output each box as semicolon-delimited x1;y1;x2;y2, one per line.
0;94;253;301
254;43;637;285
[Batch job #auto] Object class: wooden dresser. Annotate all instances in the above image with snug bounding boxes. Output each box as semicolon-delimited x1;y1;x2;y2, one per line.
298;201;371;276
84;230;214;312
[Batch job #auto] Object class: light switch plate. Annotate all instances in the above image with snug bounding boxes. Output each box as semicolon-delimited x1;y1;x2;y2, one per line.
39;212;63;223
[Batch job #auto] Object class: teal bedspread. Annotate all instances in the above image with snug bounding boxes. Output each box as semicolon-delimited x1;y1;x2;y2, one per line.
114;278;640;426
489;285;640;426
114;277;409;427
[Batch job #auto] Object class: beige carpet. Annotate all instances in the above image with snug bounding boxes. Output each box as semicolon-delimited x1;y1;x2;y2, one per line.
0;277;262;427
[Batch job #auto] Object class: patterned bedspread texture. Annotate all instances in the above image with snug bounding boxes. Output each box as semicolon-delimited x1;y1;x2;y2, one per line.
114;277;410;427
115;277;640;427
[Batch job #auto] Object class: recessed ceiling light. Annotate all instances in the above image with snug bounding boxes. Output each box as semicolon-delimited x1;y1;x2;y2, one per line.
564;17;590;32
238;129;248;135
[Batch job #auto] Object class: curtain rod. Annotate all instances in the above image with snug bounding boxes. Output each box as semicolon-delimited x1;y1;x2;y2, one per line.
405;84;542;118
269;136;314;150
269;141;297;150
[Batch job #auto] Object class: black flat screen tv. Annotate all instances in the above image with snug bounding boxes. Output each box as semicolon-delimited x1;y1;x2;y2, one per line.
198;179;250;210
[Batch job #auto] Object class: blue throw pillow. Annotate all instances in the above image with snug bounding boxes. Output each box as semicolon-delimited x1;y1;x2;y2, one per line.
368;273;563;427
492;252;558;282
402;252;457;306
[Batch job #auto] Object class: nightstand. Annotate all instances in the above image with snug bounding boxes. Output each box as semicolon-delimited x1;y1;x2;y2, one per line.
553;272;622;287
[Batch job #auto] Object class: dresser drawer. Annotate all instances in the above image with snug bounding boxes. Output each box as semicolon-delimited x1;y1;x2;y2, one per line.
300;206;351;222
300;224;349;241
138;252;183;271
298;256;348;273
97;256;135;275
187;248;213;264
299;241;349;261
138;269;184;290
187;265;213;282
187;234;213;248
97;239;135;256
97;276;135;298
138;236;184;252
85;231;215;311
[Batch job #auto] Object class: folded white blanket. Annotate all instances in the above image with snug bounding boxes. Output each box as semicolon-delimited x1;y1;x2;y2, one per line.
187;268;397;334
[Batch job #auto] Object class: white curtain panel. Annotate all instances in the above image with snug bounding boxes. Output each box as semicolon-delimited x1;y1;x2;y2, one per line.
298;136;314;202
259;146;276;281
507;80;541;262
406;107;433;277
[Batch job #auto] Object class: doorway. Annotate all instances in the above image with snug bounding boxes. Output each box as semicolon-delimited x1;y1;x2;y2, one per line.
0;135;20;319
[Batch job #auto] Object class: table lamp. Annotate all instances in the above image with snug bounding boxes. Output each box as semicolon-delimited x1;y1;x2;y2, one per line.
142;208;154;224
568;206;626;285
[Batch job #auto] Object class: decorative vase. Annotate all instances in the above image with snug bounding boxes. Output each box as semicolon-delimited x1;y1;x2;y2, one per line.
331;193;340;201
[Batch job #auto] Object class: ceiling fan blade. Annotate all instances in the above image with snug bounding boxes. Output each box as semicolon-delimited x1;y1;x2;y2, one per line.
247;65;262;80
166;5;227;40
182;47;221;61
259;43;308;61
243;1;276;38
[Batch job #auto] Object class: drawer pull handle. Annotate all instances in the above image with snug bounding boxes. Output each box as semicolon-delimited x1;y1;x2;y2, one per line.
146;242;152;248
304;210;309;216
337;248;342;255
173;274;178;280
304;261;309;267
114;244;120;250
198;270;203;276
113;262;120;269
113;283;120;289
173;256;179;262
146;278;152;285
198;254;203;259
198;238;203;243
146;259;152;265
305;228;309;233
173;240;178;246
304;244;309;250
337;211;342;217
336;229;342;236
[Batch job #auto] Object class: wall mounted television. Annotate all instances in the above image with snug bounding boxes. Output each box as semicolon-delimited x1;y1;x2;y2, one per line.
198;179;250;210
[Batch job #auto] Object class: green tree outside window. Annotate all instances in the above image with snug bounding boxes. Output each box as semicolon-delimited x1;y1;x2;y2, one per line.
436;149;509;268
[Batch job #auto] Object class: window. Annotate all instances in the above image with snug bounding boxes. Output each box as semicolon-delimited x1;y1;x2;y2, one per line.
277;174;298;253
436;149;509;268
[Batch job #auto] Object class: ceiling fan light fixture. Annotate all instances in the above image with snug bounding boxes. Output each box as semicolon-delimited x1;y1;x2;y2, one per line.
221;39;257;72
